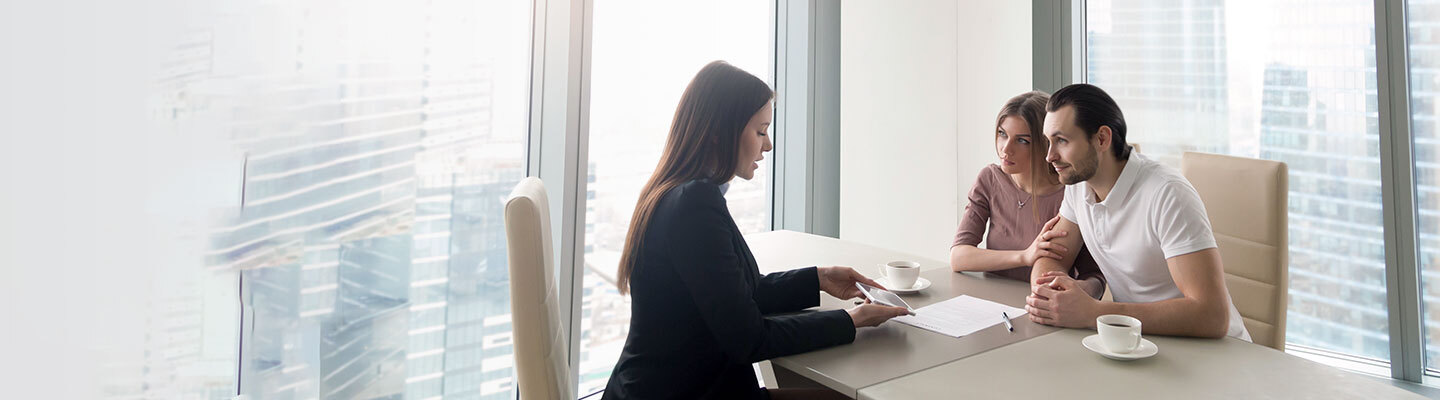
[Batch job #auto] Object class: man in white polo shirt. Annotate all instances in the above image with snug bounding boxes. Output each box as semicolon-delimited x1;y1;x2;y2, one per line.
1024;83;1250;340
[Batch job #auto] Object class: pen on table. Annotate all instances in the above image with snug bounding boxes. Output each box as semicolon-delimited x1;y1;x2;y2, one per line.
1001;312;1014;332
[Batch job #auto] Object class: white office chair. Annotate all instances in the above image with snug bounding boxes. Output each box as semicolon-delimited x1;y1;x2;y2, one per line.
1182;152;1289;350
505;177;575;400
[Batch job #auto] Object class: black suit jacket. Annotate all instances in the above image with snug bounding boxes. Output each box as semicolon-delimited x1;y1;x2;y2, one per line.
601;180;856;400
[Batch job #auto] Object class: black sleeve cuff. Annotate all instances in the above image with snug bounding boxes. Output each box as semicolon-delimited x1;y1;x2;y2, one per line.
754;266;822;314
817;309;857;345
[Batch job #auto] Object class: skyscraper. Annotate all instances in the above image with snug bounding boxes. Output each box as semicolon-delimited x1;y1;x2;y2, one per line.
1257;62;1389;358
1087;0;1231;163
120;1;531;398
1089;0;1391;361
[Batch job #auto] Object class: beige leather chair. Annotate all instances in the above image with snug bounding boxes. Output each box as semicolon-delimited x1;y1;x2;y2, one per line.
1181;152;1288;350
505;177;574;399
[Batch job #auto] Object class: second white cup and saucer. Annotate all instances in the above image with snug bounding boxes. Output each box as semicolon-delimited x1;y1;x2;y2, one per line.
877;260;930;294
1082;314;1159;360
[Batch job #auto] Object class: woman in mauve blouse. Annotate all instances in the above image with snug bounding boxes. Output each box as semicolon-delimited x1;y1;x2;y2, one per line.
950;91;1105;298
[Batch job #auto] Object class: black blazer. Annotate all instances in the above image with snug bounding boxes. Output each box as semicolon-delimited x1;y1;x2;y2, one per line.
601;180;855;400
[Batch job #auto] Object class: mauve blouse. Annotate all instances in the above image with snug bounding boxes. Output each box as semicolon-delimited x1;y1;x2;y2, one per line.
952;164;1104;283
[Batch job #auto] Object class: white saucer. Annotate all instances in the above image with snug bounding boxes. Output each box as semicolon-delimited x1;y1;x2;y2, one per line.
1082;334;1158;360
878;277;931;294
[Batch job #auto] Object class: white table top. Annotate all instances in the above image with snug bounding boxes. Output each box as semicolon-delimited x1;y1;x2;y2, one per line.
859;328;1425;399
745;230;1056;397
743;230;1426;400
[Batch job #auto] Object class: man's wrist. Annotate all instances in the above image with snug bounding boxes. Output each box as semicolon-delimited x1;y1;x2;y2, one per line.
1082;277;1104;299
1085;300;1113;328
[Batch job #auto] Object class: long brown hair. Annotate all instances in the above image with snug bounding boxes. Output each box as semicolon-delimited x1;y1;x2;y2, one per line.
995;91;1060;223
616;61;774;295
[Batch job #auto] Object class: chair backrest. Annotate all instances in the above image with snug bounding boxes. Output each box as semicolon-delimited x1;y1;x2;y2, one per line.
1181;152;1288;350
504;177;573;399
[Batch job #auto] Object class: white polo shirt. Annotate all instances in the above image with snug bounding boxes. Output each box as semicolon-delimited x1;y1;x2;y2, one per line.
1059;153;1251;341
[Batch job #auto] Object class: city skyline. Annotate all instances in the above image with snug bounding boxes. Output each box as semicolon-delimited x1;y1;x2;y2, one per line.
123;0;533;398
1088;0;1398;361
107;2;1440;399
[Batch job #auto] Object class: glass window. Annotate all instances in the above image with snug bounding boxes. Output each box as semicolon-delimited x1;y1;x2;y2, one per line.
1087;0;1389;362
144;0;532;398
1409;0;1440;377
581;0;775;393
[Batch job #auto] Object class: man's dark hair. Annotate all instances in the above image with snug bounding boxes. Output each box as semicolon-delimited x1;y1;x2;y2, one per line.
1046;83;1131;160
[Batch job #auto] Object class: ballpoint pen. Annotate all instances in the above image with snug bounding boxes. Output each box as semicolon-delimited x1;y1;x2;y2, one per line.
1001;311;1015;332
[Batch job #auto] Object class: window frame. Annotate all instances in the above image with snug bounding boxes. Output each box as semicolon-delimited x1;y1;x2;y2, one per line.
774;0;842;236
528;0;594;392
1041;0;1434;387
220;0;1440;395
1374;0;1425;385
531;0;826;395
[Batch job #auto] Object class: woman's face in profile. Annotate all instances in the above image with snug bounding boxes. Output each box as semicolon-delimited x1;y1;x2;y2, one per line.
734;100;774;180
996;115;1035;175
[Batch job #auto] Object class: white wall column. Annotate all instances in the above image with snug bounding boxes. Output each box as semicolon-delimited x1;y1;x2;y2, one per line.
839;1;1032;263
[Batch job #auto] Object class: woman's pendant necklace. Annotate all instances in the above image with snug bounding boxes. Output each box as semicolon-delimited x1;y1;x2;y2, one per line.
1017;199;1027;208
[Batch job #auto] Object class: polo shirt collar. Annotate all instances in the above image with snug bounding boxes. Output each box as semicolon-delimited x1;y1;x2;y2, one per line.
1084;152;1146;208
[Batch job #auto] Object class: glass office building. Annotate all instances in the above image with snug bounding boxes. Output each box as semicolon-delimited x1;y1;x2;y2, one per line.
131;1;531;398
1089;0;1391;361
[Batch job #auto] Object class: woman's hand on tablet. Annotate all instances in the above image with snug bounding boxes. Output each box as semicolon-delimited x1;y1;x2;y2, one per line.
847;303;912;328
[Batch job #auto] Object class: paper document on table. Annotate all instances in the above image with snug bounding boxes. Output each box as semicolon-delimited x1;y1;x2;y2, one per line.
892;295;1027;337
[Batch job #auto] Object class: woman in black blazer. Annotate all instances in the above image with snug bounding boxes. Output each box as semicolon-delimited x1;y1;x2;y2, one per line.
601;61;911;400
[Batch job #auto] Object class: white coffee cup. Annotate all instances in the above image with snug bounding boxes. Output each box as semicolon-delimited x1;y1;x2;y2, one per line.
879;260;921;289
1096;314;1143;354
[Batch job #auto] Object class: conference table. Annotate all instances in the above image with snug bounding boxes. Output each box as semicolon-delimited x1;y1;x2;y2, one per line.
744;230;1424;399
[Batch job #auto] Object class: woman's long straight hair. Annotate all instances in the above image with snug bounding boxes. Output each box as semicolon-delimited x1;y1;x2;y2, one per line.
616;61;774;295
995;91;1061;224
